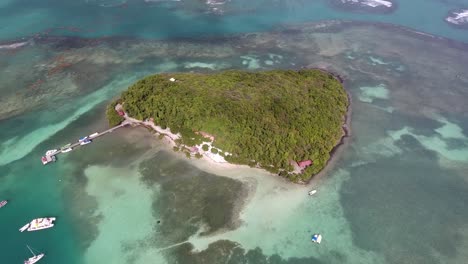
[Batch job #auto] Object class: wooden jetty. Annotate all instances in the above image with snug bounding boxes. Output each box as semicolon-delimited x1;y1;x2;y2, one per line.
41;120;131;165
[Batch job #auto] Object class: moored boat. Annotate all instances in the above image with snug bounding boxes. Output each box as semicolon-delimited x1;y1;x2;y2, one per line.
19;217;56;232
0;200;7;208
308;190;317;196
24;245;44;264
45;149;58;156
79;136;92;145
311;234;322;244
89;132;99;138
61;143;72;153
80;139;92;145
62;147;73;153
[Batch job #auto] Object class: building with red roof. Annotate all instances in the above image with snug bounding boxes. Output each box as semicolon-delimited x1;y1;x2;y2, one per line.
297;160;312;169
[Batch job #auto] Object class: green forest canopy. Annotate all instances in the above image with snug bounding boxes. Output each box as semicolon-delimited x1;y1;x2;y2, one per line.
111;69;348;182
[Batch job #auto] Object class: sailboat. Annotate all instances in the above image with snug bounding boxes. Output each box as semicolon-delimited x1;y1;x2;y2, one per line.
24;245;44;264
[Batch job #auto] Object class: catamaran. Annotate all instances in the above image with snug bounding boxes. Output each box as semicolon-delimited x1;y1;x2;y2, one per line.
24;245;44;264
19;217;56;232
0;200;7;208
61;143;72;153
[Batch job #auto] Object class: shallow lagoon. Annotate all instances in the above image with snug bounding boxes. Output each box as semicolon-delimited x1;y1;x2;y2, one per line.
1;2;468;264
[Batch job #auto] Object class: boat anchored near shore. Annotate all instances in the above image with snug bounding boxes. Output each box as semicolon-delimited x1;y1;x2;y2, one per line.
19;217;56;232
24;245;44;264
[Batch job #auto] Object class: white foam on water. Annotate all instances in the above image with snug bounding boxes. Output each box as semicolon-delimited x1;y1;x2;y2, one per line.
369;56;389;65
446;10;468;25
341;0;392;8
0;41;28;49
359;84;389;103
83;165;167;264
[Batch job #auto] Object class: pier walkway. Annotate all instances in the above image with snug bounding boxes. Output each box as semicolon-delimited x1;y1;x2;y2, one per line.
42;120;131;164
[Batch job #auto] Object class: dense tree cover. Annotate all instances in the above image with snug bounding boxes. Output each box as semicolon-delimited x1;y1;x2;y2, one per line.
106;100;124;127
113;69;348;182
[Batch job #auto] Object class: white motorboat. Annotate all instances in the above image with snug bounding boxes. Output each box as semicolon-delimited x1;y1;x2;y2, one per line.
24;245;44;264
79;136;92;145
308;190;317;196
19;217;56;232
62;148;72;153
0;200;7;208
80;139;92;145
61;143;72;153
311;234;322;244
45;149;57;156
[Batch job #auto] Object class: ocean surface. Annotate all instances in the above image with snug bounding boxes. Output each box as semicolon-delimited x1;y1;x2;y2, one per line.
1;1;468;264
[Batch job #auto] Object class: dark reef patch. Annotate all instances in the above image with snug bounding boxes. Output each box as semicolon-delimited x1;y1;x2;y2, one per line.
139;151;248;246
340;133;468;264
166;240;326;264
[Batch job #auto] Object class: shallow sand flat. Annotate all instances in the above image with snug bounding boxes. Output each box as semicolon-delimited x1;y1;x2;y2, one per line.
83;165;167;264
184;162;385;263
1;20;468;264
359;84;389;103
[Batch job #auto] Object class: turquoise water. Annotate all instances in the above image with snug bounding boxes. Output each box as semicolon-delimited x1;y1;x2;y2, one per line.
2;1;468;264
0;0;468;42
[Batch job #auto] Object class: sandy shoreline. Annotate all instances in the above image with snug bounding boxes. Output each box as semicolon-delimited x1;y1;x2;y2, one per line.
117;70;351;185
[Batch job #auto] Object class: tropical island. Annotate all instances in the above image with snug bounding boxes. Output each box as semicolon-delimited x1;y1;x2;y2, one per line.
107;69;349;182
